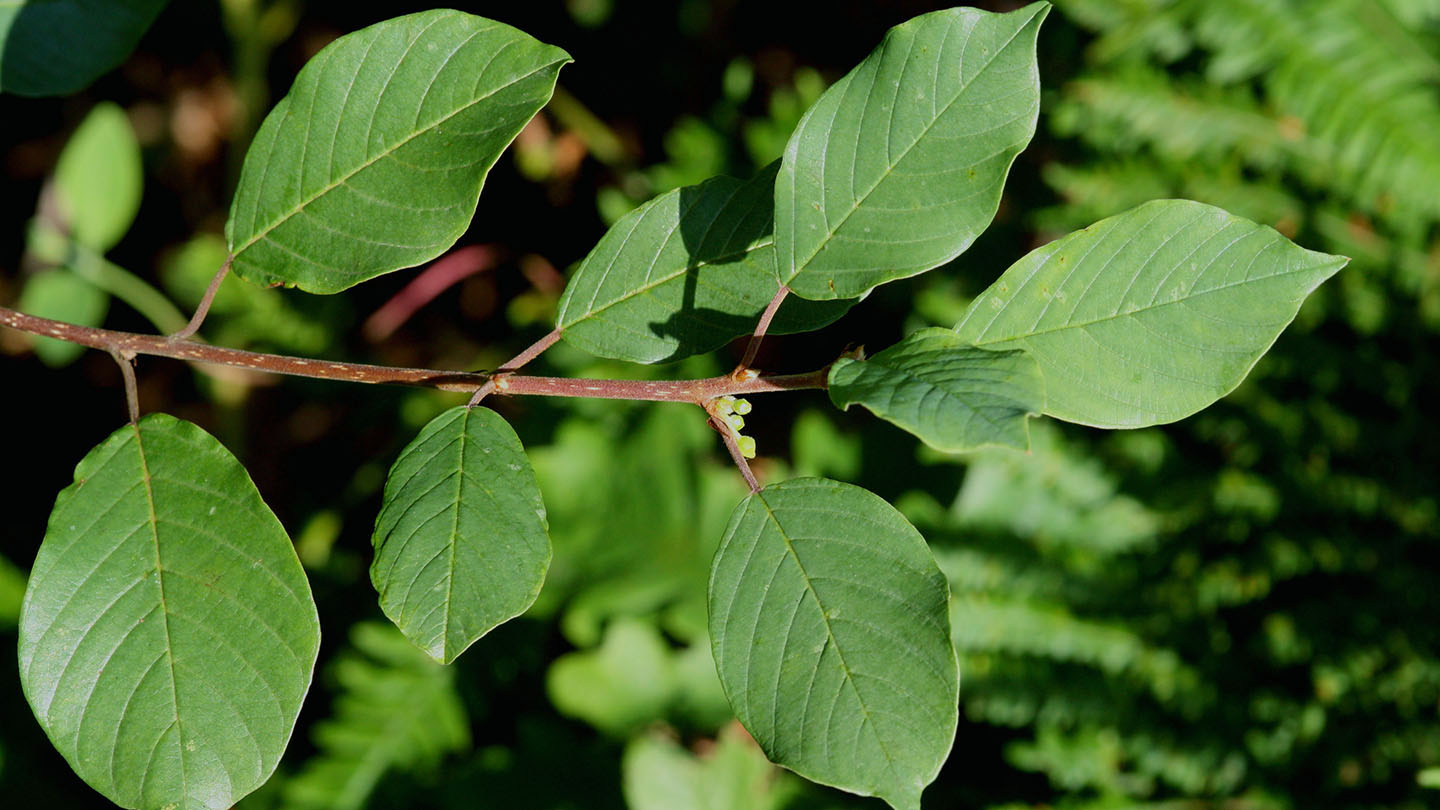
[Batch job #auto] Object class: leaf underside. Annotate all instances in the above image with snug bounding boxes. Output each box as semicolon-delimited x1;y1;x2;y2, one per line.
775;3;1049;300
0;0;168;96
226;10;569;294
557;163;852;364
828;327;1044;452
18;414;320;810
371;406;550;664
955;198;1347;428
708;478;957;810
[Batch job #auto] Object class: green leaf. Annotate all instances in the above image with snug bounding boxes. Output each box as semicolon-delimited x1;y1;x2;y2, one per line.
277;622;469;810
546;618;678;736
829;327;1044;452
557;163;851;363
623;726;798;810
55;102;144;252
0;1;167;96
227;11;569;294
0;552;25;629
955;199;1348;428
371;405;550;664
708;478;957;810
774;3;1048;300
18;414;320;810
17;269;108;367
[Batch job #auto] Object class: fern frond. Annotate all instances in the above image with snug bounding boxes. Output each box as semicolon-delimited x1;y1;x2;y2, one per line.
1059;0;1440;234
278;622;470;810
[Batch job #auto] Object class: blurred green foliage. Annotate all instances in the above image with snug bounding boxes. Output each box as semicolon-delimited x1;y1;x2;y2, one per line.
2;1;1438;809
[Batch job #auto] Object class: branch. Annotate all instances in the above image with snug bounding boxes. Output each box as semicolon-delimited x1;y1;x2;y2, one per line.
712;413;761;492
108;349;139;424
468;326;562;406
1;307;828;403
735;284;789;375
171;256;232;340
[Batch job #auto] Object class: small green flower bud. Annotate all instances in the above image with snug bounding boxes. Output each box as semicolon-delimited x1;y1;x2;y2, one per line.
714;397;734;415
725;413;745;431
733;398;752;415
738;436;757;459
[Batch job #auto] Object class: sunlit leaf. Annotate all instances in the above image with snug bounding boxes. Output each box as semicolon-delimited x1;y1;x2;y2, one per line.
18;415;320;810
955;199;1347;427
0;0;167;96
557;163;851;363
371;406;550;664
227;11;569;293
708;478;957;810
775;3;1048;299
55;102;143;252
828;327;1044;452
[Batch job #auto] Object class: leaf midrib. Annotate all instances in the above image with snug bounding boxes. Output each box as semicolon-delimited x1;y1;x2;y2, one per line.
442;410;467;662
965;256;1339;345
785;10;1037;281
755;493;906;791
132;422;189;803
231;45;564;259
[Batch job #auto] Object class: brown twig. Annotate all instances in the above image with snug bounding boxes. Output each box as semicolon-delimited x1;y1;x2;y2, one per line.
735;284;789;376
713;412;761;492
2;306;827;402
109;349;140;424
468;326;563;406
170;255;233;340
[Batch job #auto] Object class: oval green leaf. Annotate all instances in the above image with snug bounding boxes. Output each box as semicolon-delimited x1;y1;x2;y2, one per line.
829;327;1044;452
18;414;320;810
775;3;1048;300
708;478;957;810
55;102;144;252
0;1;167;96
371;406;550;664
18;269;109;367
955;199;1348;428
227;11;570;293
557;163;852;363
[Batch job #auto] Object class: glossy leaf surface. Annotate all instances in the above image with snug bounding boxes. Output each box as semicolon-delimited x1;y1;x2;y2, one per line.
775;3;1047;299
18;415;319;810
829;327;1043;452
371;406;550;664
227;11;569;293
709;478;957;810
557;163;851;363
955;199;1347;427
0;0;167;96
